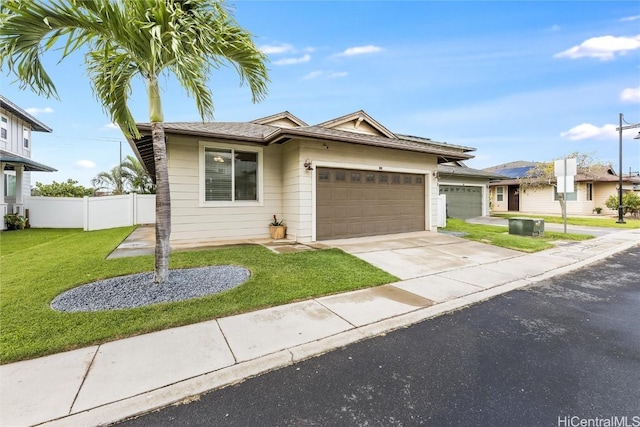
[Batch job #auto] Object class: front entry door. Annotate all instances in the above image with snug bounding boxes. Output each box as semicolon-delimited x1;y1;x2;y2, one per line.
507;185;520;211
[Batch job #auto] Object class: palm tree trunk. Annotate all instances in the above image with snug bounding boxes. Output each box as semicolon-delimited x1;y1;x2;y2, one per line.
152;121;171;283
148;77;170;284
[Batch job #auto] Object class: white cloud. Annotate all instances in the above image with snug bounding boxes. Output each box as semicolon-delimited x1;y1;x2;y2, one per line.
560;123;617;140
302;70;348;80
259;43;293;55
337;45;382;57
272;54;311;66
76;160;96;169
302;71;323;80
620;15;640;22
327;71;348;79
620;87;640;102
102;122;120;130
25;107;54;116
546;24;561;32
554;34;640;60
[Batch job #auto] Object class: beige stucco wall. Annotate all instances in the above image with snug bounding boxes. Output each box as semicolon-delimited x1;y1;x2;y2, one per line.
594;182;618;215
489;184;509;212
166;135;439;244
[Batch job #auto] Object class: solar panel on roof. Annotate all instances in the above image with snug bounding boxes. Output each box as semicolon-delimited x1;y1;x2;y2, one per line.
495;166;536;178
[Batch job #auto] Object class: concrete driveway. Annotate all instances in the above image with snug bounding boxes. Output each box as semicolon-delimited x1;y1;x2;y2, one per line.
322;231;523;280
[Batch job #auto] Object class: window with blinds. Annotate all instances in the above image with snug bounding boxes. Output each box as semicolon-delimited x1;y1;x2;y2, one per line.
204;147;257;202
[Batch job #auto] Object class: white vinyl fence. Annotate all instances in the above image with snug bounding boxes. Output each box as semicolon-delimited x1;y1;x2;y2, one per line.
27;194;155;231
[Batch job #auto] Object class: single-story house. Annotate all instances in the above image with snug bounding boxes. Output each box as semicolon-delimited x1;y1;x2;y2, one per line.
437;161;507;219
129;110;478;244
1;95;56;221
485;160;640;215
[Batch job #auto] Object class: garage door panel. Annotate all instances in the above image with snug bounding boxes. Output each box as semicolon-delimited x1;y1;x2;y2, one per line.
439;185;482;220
333;188;348;200
348;188;363;200
316;167;426;240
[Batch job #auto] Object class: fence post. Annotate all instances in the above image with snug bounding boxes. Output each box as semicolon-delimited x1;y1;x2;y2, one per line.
83;196;89;231
131;193;136;226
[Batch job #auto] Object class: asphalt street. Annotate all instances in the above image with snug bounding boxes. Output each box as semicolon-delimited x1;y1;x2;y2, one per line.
118;246;640;427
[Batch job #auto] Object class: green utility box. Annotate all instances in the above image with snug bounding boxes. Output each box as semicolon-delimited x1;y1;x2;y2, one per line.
508;217;544;237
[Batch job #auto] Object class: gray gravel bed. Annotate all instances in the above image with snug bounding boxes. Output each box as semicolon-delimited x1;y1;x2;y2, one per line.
51;265;251;312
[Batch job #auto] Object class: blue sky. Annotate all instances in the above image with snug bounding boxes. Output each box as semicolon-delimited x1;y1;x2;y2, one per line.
2;0;640;187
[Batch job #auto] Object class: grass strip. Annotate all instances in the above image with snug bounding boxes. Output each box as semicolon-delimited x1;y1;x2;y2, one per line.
442;218;593;252
492;213;640;229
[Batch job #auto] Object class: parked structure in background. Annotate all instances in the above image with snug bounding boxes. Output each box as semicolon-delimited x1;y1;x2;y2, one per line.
0;95;56;226
485;160;640;216
437;161;507;220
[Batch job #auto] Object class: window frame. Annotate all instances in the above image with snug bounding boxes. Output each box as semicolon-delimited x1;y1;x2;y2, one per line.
199;141;263;207
496;186;504;202
553;186;577;201
586;183;593;201
23;126;30;149
0;115;7;141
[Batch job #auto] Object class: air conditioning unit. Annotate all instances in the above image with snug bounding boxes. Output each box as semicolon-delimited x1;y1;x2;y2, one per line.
508;218;544;237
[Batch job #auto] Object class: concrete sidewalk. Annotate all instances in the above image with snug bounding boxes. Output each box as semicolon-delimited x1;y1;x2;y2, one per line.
1;229;638;427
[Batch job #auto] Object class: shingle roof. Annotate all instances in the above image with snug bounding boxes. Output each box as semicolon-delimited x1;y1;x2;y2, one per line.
131;112;477;177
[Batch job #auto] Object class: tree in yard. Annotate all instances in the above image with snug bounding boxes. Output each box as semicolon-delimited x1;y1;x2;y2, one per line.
518;152;609;219
605;192;640;217
1;0;268;283
121;155;156;194
91;155;155;195
91;165;127;195
31;179;94;197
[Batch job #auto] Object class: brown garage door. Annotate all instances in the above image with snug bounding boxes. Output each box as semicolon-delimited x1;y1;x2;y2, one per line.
316;168;425;240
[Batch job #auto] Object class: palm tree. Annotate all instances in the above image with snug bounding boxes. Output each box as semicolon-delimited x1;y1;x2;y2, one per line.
1;0;268;283
91;166;127;195
121;155;156;194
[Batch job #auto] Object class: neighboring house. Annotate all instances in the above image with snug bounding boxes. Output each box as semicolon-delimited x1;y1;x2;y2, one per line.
1;95;56;221
485;160;640;215
437;161;507;219
129;110;477;244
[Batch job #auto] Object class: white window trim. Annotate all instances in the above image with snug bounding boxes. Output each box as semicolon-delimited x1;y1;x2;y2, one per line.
199;141;263;207
496;186;504;202
23;126;30;150
586;182;593;201
0;115;8;141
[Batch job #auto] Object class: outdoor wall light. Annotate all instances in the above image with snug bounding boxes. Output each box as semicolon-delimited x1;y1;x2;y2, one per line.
304;158;314;171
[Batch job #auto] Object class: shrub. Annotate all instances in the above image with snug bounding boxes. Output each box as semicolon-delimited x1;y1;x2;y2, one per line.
605;192;640;216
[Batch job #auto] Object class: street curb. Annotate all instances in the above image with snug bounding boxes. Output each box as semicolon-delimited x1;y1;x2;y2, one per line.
39;239;639;426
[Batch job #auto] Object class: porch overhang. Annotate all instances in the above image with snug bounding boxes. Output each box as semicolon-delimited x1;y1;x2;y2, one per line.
0;150;57;172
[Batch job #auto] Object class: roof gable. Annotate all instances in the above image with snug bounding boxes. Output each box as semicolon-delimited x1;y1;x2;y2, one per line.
315;110;397;139
251;111;307;128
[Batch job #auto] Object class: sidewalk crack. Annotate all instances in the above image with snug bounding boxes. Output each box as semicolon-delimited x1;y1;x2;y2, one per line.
216;319;238;364
315;299;357;328
69;345;100;414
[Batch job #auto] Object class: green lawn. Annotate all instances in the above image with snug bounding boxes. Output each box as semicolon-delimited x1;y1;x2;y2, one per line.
492;213;640;229
0;227;397;364
443;218;594;252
